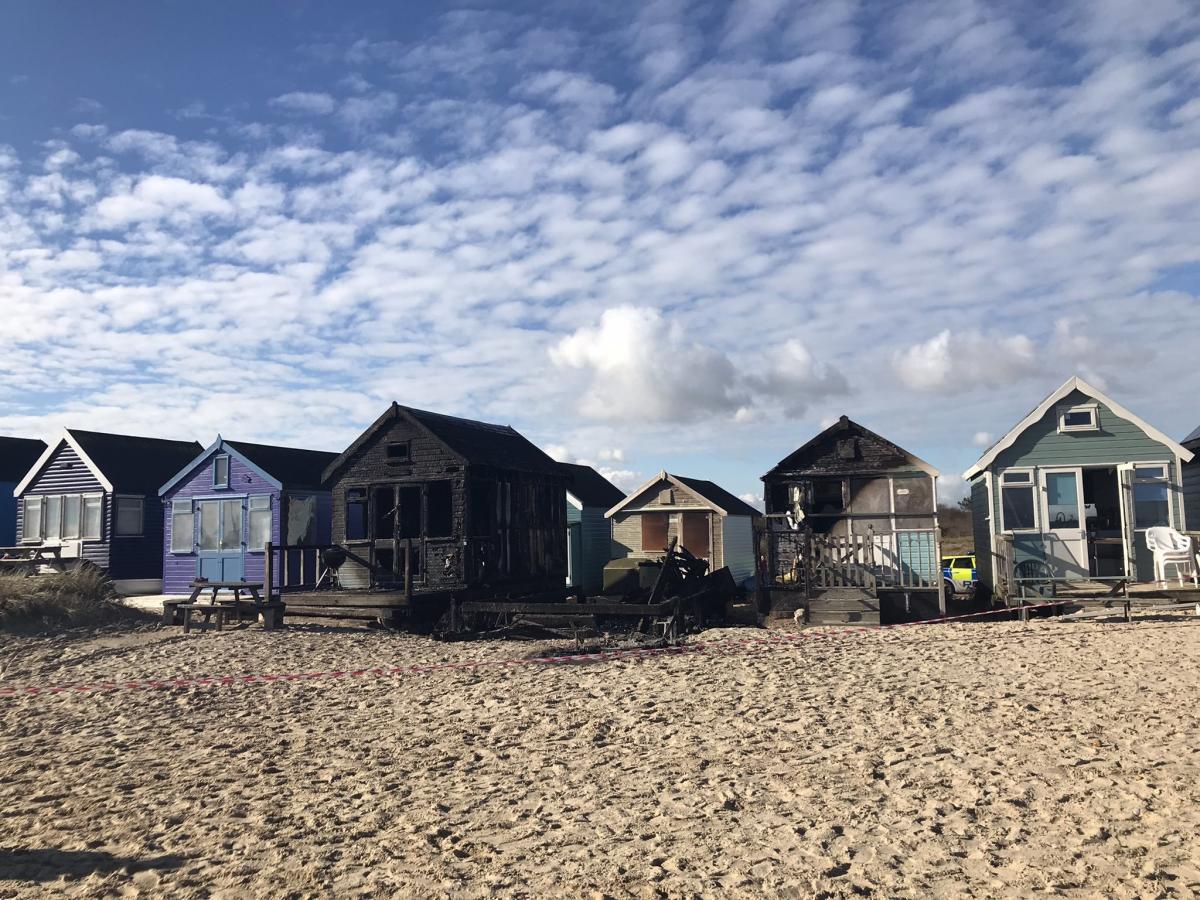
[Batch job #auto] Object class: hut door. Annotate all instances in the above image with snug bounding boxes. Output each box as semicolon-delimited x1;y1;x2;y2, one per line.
1041;469;1087;579
370;486;398;585
197;499;244;582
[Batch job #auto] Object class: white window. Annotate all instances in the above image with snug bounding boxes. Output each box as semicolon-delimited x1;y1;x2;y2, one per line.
43;496;62;540
62;495;81;540
82;495;103;540
1132;464;1170;529
1058;404;1099;433
1000;470;1037;531
171;500;195;554
213;455;230;489
115;496;144;537
22;496;42;542
248;495;272;551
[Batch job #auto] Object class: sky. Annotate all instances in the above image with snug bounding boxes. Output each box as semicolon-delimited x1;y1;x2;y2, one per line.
1;0;1198;507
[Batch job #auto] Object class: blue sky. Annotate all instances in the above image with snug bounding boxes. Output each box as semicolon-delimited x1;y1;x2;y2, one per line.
1;0;1198;504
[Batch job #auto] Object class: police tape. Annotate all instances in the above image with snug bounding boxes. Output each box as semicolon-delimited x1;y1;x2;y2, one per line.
0;598;1120;699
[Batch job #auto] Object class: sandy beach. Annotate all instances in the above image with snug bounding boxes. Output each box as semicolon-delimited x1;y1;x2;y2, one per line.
1;614;1198;898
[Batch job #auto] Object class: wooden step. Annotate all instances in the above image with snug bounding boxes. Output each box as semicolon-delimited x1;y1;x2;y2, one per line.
807;610;880;626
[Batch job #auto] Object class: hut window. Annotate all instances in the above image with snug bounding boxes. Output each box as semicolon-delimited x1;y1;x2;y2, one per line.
372;487;396;539
427;481;453;537
22;497;42;542
893;477;933;515
1058;404;1099;433
346;489;368;540
386;442;411;465
43;496;62;540
82;495;103;540
115;497;144;537
811;479;845;514
837;439;858;460
248;495;272;551
658;489;674;505
287;495;317;545
397;486;422;539
1000;471;1035;531
1132;464;1170;528
641;512;669;552
213;455;230;489
221;500;242;551
62;495;81;540
680;512;710;558
171;500;195;553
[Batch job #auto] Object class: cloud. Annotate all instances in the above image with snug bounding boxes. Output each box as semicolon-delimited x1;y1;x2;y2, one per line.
892;329;1038;393
738;491;765;511
519;71;618;110
270;91;337;115
550;305;846;423
92;175;233;226
972;431;992;447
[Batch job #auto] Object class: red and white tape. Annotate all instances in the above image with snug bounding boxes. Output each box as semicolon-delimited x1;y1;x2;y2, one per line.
0;599;1130;699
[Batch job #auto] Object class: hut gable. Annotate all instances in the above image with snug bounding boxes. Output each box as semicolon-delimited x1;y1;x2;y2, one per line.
765;416;935;480
558;462;624;510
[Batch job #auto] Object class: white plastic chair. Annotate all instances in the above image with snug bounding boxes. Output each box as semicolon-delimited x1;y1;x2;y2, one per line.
1144;527;1198;587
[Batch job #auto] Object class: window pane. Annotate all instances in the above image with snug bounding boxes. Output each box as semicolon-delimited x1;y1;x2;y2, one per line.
221;500;242;550
1002;486;1035;530
1133;482;1169;528
894;477;933;515
82;496;102;540
249;495;271;510
641;512;669;552
57;495;80;540
397;486;421;539
372;487;395;539
1045;472;1080;529
1002;471;1032;484
1135;466;1166;480
347;489;368;541
199;502;220;550
23;497;42;541
680;512;710;557
171;511;194;553
115;498;143;536
44;495;61;539
811;479;845;513
214;456;230;487
848;478;890;514
287;495;316;545
427;481;453;537
1063;410;1095;428
249;510;271;551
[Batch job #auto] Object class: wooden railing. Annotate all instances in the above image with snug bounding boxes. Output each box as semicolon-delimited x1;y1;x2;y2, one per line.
262;541;416;603
758;523;941;595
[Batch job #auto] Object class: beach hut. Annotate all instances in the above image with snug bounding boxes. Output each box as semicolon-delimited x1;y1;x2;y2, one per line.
157;438;338;595
1183;425;1200;532
759;416;944;622
605;471;759;586
964;376;1194;594
321;404;567;597
0;437;47;547
13;430;201;594
558;462;624;593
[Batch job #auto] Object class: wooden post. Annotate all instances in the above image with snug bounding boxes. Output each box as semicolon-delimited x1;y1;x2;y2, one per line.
404;538;413;602
264;542;274;604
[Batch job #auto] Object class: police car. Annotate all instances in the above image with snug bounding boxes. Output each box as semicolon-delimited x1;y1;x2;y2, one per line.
942;554;977;595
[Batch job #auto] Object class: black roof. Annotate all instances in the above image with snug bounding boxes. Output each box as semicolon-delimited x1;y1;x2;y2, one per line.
762;415;936;478
226;441;340;491
323;403;563;482
70;429;203;494
1184;424;1200;449
558;462;625;508
673;475;762;518
0;436;46;483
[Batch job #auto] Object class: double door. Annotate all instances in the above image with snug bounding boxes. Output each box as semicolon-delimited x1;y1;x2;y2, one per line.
197;498;244;582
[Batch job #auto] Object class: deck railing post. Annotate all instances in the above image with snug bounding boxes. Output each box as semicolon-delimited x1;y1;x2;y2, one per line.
404;538;413;602
264;541;274;603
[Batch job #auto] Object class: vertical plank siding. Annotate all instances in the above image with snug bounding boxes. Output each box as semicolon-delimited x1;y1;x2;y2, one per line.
1182;459;1199;532
0;481;20;547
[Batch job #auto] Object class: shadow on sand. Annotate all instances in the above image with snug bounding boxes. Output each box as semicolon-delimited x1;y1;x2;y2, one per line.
0;848;186;882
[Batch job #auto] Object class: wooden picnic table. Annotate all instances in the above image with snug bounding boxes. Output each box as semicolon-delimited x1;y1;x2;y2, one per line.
0;545;65;575
164;580;284;632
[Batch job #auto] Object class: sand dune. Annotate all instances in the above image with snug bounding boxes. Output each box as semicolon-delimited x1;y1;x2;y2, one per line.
1;614;1198;898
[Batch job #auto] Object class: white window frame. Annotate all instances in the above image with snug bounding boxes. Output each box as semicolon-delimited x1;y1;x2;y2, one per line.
81;494;104;541
114;495;145;538
213;455;231;489
247;494;272;553
1057;403;1099;434
171;499;195;554
22;496;43;543
1130;461;1173;530
999;468;1039;533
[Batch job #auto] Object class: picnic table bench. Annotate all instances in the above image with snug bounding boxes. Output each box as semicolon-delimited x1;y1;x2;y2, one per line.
0;545;65;575
163;581;284;632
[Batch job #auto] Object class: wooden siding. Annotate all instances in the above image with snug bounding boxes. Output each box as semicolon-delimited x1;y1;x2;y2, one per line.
1183;460;1199;532
0;481;18;546
611;508;723;567
161;451;282;594
568;505;613;594
895;531;938;586
721;515;755;584
970;476;994;594
109;494;166;581
621;477;709;512
15;442;112;571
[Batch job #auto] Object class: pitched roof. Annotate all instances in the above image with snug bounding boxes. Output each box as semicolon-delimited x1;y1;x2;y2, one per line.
1184;424;1200;450
0;436;47;483
322;403;563;482
606;470;762;518
762;415;938;479
69;430;203;494
963;376;1194;480
558;462;625;508
226;441;339;491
